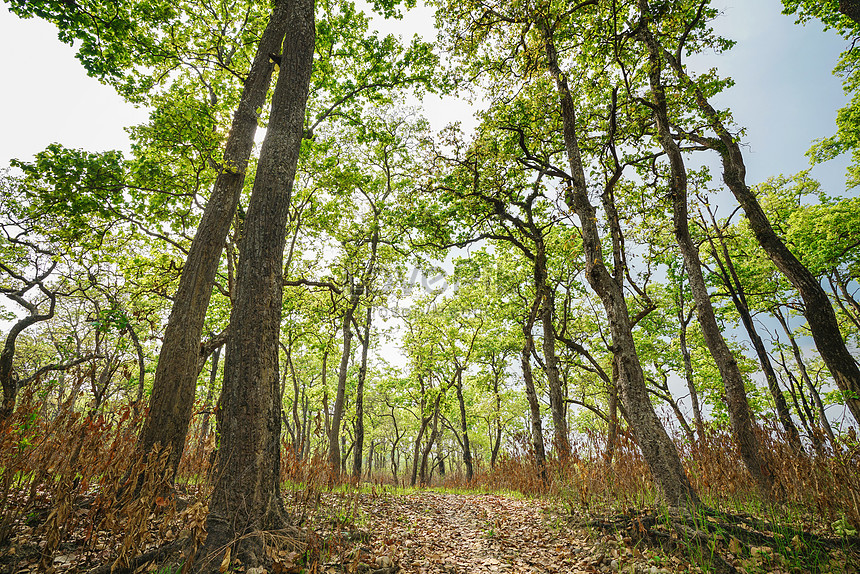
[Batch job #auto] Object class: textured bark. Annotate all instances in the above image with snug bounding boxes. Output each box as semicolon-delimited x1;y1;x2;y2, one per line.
352;305;372;478
330;280;360;471
521;296;547;481
641;20;774;495
140;0;292;481
515;202;570;459
454;369;474;482
541;18;698;508
662;38;860;426
198;0;314;568
536;254;570;458
705;217;803;450
840;0;860;24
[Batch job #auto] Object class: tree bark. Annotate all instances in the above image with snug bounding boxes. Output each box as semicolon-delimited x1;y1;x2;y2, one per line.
353;221;379;478
663;37;860;426
352;305;372;478
640;20;774;495
197;0;314;568
521;295;547;481
139;0;292;481
542;17;698;508
536;245;570;458
454;368;474;482
840;0;860;25
330;278;361;471
703;211;803;450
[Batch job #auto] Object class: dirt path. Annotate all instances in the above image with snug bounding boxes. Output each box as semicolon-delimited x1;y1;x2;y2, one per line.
359;492;598;573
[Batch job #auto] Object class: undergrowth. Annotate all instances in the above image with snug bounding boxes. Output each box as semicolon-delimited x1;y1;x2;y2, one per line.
1;389;859;573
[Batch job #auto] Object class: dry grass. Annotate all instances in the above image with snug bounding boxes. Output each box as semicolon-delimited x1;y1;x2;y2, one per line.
2;385;859;573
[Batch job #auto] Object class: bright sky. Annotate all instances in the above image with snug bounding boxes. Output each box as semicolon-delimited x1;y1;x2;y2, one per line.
0;0;853;194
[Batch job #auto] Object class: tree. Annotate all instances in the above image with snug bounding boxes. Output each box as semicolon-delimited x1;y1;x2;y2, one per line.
197;0;315;567
654;0;860;426
637;2;774;494
435;0;699;507
139;0;293;481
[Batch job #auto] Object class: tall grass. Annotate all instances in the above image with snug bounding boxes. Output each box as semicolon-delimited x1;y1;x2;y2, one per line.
2;385;858;572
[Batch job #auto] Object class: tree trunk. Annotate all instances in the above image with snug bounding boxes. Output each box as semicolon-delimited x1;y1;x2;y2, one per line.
1;290;56;422
490;371;503;468
410;376;430;487
704;214;803;450
542;19;698;508
539;289;569;458
330;279;360;471
197;0;314;568
522;296;547;481
840;0;860;25
352;315;369;476
419;398;442;486
139;0;292;482
641;22;774;495
454;368;474;482
676;303;705;441
664;40;860;426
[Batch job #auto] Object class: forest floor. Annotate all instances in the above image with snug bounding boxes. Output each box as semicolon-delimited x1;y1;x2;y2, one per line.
2;487;858;574
296;490;720;574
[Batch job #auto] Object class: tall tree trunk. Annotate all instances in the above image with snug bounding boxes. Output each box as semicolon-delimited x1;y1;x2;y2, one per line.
139;0;292;482
490;371;503;468
410;375;430;487
676;301;705;441
353;223;379;477
541;18;697;507
522;296;547;481
773;307;837;445
352;307;370;478
330;279;361;471
704;212;803;450
419;397;442;486
198;0;314;568
534;239;570;459
641;20;774;495
454;368;474;482
663;38;860;426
